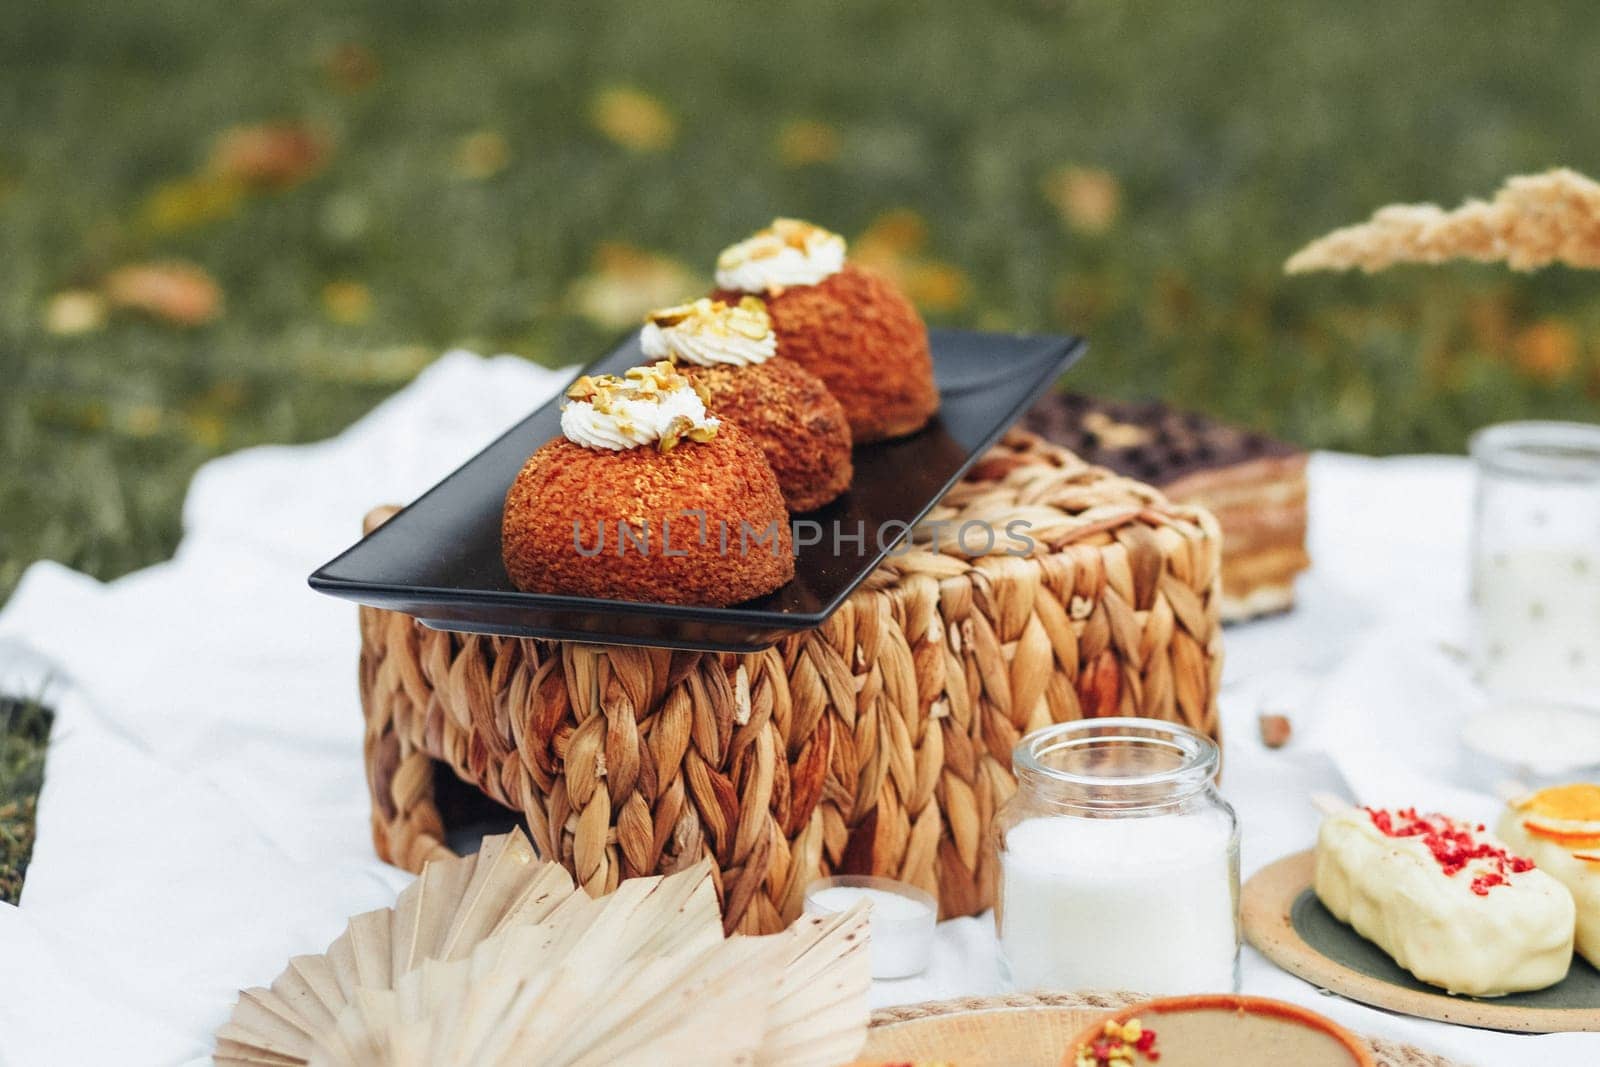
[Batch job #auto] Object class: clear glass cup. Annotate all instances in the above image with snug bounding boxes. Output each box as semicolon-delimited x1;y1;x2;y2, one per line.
1470;421;1600;709
992;718;1240;995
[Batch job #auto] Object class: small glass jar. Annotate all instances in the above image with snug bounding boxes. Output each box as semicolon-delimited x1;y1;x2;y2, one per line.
1470;421;1600;710
993;718;1239;994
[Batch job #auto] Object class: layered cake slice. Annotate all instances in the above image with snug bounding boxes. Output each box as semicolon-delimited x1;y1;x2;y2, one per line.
1024;393;1310;622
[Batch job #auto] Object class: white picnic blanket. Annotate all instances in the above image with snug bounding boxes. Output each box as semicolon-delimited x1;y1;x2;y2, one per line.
0;350;1591;1066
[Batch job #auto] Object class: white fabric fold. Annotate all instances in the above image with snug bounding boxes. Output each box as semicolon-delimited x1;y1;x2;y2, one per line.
0;355;1592;1064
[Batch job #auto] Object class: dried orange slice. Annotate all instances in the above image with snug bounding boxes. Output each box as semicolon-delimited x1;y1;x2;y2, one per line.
1514;783;1600;850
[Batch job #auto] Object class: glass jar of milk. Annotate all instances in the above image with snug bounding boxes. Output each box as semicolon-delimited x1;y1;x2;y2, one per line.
993;718;1239;994
1471;421;1600;709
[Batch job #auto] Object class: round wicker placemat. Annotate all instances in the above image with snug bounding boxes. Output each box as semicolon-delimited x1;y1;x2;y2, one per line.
863;991;1460;1067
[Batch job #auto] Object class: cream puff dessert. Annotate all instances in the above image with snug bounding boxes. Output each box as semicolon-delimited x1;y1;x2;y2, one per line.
641;296;852;512
502;362;793;606
1498;783;1600;968
710;218;938;443
1314;806;1574;995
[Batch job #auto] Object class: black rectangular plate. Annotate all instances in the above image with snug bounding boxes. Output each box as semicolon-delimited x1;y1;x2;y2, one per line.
310;328;1085;652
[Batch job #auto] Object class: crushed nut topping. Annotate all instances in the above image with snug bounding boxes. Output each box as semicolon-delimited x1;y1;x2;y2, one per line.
562;361;718;451
647;296;773;340
717;218;845;270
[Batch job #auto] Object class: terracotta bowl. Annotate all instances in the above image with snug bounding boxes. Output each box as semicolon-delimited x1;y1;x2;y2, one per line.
1066;994;1375;1067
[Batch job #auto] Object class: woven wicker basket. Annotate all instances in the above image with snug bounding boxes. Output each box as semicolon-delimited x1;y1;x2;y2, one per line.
357;430;1223;934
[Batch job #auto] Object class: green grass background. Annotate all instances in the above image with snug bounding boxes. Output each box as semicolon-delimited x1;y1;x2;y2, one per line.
3;0;1600;896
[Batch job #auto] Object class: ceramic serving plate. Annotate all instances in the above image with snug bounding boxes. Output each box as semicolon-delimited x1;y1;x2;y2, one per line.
309;329;1086;652
1242;850;1600;1034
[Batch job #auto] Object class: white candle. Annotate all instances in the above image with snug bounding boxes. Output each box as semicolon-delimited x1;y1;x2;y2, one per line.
804;877;935;979
999;812;1238;993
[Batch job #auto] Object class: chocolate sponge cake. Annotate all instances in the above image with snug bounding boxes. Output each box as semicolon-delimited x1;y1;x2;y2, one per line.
1025;393;1310;622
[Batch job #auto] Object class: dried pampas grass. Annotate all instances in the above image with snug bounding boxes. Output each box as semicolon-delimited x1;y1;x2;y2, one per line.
215;830;870;1067
1286;168;1600;274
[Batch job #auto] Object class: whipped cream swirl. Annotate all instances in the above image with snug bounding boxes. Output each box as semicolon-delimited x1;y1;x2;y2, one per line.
640;296;777;368
560;362;720;451
714;218;846;292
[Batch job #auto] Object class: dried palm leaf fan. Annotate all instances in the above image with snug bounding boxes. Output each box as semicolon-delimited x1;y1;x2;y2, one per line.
216;829;575;1064
215;830;870;1066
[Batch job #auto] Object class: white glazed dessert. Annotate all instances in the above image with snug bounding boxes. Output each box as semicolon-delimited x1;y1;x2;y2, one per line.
1314;807;1575;996
1498;784;1600;968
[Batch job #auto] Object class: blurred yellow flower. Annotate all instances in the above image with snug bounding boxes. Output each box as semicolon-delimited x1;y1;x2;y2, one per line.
1513;319;1579;382
454;131;510;180
322;280;373;324
904;262;969;314
43;290;108;336
568;242;697;329
139;175;243;233
776;119;840;167
1044;165;1121;235
590;87;676;152
185;413;226;449
856;209;928;258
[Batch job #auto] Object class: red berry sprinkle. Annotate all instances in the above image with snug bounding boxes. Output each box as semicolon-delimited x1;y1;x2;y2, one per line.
1364;807;1535;894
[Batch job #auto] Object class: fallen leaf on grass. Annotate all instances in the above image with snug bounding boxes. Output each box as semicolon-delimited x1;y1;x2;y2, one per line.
1043;165;1121;235
568;242;697;329
453;131;510;180
322;280;373;324
324;42;381;92
184;412;226;449
43;290;108;335
776;119;840;167
119;404;165;438
208;122;330;189
1513;319;1579;382
853;210;970;313
590;87;676;152
103;262;223;327
139;174;244;233
856;209;928;258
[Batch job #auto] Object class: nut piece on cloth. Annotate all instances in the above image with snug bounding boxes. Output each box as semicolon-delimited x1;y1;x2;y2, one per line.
215;829;870;1067
1259;713;1293;749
